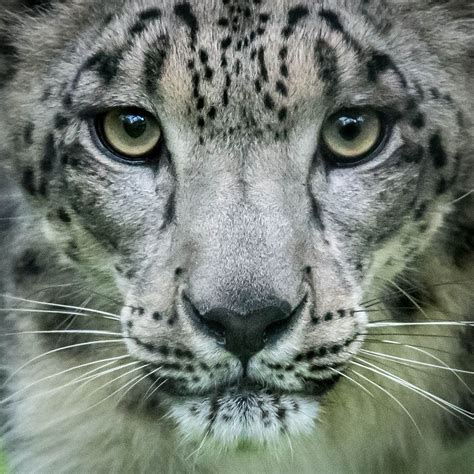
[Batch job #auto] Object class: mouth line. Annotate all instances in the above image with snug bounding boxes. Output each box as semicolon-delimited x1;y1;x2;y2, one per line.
144;368;342;399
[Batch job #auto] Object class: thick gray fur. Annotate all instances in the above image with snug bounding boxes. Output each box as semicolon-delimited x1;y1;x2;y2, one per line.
0;0;473;472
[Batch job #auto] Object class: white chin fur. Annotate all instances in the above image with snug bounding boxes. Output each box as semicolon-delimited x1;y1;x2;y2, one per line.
167;391;319;447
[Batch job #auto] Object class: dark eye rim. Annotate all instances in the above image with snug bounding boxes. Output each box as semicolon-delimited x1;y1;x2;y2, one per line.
319;108;392;168
92;107;164;166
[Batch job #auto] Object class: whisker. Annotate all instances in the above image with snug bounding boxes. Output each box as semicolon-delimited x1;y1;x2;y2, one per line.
361;332;461;339
359;348;474;377
377;278;430;320
349;368;423;437
2;339;125;387
142;366;165;401
1;294;121;319
449;188;474;205
86;364;149;400
362;338;460;357
367;321;473;329
83;364;151;411
328;367;375;398
360;278;474;309
353;358;474;419
1;330;123;338
0;356;130;404
116;370;157;406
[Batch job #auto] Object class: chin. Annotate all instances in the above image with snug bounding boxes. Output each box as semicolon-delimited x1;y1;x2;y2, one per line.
165;388;322;448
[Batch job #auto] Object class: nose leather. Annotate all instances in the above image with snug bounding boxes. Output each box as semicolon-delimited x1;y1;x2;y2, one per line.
201;305;292;361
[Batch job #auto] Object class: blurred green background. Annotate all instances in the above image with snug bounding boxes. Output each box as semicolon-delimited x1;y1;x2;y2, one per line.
0;448;7;474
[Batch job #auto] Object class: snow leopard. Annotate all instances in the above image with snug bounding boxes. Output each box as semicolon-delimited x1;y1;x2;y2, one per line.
0;0;472;472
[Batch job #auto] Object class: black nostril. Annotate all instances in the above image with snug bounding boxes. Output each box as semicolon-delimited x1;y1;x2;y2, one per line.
264;295;307;343
183;293;306;364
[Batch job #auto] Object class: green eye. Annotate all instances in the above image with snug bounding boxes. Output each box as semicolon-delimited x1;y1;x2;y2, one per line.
321;108;384;164
99;108;161;161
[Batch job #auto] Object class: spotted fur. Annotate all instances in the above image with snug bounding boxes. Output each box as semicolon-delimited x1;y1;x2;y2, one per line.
0;0;473;473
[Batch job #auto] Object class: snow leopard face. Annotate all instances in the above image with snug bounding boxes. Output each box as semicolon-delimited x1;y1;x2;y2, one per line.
0;0;471;448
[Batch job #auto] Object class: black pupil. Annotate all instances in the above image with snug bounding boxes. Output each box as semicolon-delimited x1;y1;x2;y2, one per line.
336;115;364;141
120;114;147;139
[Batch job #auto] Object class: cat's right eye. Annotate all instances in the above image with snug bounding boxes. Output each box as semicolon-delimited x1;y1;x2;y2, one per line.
96;108;162;163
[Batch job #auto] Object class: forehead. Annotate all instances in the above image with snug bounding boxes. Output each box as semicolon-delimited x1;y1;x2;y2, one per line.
73;0;405;138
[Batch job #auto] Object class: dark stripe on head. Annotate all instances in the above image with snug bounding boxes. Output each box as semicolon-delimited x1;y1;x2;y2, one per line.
83;50;123;84
282;6;309;38
319;9;363;55
174;3;199;49
0;33;19;87
314;39;339;95
130;8;162;36
367;52;407;88
143;38;169;95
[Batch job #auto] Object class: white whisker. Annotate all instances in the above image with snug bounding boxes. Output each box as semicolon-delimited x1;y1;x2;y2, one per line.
353;358;473;419
328;367;375;398
1;356;129;404
350;367;423;437
1;329;123;338
0;293;121;319
2;339;125;387
367;321;473;329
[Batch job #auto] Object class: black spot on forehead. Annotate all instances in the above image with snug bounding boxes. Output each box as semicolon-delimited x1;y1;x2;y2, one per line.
367;52;407;89
314;39;339;95
83;50;123;85
130;8;162;36
282;5;310;38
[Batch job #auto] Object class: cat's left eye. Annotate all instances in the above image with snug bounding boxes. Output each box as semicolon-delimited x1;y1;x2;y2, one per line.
96;108;162;163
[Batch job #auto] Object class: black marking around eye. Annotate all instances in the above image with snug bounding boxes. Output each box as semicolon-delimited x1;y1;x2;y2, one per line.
367;52;407;89
174;3;199;49
282;5;309;38
429;132;447;168
400;143;424;164
160;190;176;230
